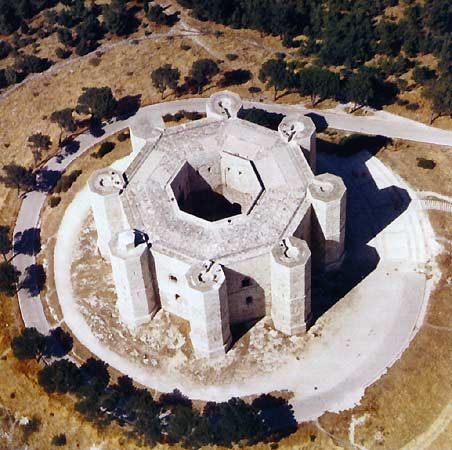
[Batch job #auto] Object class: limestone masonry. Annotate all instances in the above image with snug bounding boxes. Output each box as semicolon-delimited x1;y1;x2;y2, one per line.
88;91;346;359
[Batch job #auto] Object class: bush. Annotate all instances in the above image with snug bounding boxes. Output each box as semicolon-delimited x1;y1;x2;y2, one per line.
55;47;71;59
180;43;191;51
417;157;436;169
117;131;130;142
226;53;238;61
92;141;115;159
88;57;101;67
406;102;419;111
49;196;61;208
51;434;67;446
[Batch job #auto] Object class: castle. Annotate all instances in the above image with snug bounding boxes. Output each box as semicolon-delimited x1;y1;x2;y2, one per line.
88;91;346;359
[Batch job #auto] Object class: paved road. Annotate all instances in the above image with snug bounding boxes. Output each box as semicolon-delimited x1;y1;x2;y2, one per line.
13;97;452;335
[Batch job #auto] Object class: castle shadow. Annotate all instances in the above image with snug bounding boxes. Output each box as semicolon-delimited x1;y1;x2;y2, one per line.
311;138;411;321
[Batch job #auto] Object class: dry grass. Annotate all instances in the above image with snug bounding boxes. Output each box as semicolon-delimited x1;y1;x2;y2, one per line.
377;140;452;196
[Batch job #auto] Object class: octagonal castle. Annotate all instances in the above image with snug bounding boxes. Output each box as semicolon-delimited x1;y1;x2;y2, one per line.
88;91;346;359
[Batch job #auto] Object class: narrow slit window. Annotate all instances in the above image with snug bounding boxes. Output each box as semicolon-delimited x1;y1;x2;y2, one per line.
241;277;251;287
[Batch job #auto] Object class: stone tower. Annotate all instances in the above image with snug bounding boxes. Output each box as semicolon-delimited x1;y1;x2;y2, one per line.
87;91;347;359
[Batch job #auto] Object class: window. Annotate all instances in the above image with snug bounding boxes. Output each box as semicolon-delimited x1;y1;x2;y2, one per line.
246;296;253;305
241;277;251;288
169;275;178;283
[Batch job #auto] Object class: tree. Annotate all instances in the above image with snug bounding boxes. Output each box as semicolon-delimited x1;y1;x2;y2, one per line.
0;225;12;261
13;228;41;256
11;327;46;360
103;1;135;36
151;64;180;99
43;327;73;358
344;69;376;112
147;4;179;26
15;55;51;75
57;27;74;47
0;261;20;297
0;40;10;60
28;133;52;166
76;12;104;43
166;405;207;447
0;2;20;35
423;75;452;123
50;108;77;145
79;358;110;394
76;87;118;122
189;59;219;94
121;386;161;446
296;66;340;107
203;397;264;447
0;164;35;197
38;359;82;394
20;264;46;296
258;58;293;100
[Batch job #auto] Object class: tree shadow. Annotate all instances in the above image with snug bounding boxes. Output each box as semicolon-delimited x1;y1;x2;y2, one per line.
13;228;41;256
20;264;46;296
117;94;142;120
238;107;285;130
311;139;411;322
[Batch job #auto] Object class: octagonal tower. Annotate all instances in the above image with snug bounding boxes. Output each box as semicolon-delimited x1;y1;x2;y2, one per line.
88;91;347;359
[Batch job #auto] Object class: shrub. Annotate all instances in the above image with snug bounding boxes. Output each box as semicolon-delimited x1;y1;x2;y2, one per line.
49;196;61;208
88;57;101;67
117;131;130;142
416;157;436;169
180;43;191;51
226;53;238;61
92;141;115;159
51;434;67;446
55;47;71;59
406;102;419;111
